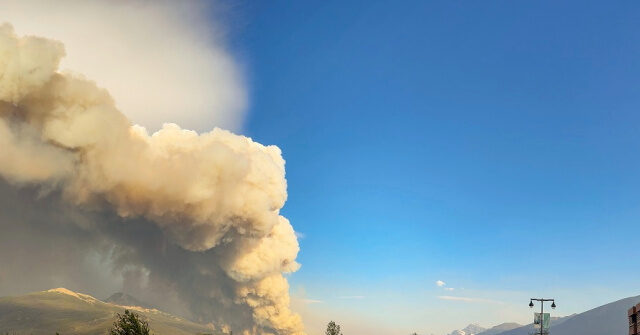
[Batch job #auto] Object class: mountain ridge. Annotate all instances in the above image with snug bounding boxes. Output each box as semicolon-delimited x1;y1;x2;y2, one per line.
476;322;521;335
104;292;152;309
448;323;486;335
0;288;217;335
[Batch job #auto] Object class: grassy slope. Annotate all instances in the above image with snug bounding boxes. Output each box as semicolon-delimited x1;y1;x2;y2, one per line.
0;289;215;335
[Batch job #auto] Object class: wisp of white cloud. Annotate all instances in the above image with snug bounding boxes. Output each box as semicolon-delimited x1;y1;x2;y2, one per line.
437;296;504;304
436;280;446;287
299;299;324;304
0;0;246;132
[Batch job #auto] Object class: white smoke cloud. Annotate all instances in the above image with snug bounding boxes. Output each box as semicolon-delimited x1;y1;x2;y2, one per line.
0;23;303;335
0;0;246;132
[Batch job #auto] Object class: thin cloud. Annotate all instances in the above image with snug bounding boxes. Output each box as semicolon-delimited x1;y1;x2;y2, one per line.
437;295;504;304
444;287;455;291
298;298;323;304
436;280;446;287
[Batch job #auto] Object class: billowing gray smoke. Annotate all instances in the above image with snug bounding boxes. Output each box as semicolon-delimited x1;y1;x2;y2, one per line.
0;24;305;335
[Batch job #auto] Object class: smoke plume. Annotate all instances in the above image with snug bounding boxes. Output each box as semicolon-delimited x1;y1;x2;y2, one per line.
0;24;304;335
0;0;246;132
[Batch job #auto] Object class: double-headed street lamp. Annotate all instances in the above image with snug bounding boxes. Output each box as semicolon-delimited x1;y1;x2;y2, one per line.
529;298;556;335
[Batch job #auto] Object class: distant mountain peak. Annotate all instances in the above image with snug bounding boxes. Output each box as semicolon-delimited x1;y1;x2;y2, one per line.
105;292;151;309
463;324;487;333
449;321;525;335
449;323;487;335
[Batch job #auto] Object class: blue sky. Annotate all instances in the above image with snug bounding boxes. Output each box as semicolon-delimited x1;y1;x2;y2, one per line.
224;1;640;334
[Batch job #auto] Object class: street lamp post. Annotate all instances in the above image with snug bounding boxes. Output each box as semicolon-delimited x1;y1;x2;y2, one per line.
529;298;556;335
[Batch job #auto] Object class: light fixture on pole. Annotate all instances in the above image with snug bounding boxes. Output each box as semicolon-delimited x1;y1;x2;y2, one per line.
529;298;556;335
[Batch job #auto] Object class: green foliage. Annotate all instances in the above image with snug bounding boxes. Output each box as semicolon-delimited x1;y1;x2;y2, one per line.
325;321;343;335
109;309;152;335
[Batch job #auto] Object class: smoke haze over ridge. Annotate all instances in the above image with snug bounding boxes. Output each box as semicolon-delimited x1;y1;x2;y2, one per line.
0;22;304;335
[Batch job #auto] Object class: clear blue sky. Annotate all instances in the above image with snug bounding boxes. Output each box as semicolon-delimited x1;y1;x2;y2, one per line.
224;1;640;333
